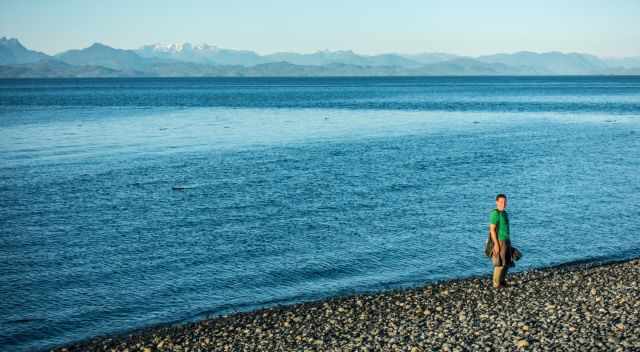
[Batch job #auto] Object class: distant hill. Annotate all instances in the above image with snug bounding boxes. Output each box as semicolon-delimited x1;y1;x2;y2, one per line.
407;58;549;75
603;56;640;69
261;50;424;68
0;58;129;78
55;43;162;73
0;36;50;64
398;52;462;65
1;37;639;77
476;51;610;74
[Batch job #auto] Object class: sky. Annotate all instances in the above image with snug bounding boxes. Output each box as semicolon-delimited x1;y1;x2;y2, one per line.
1;0;639;58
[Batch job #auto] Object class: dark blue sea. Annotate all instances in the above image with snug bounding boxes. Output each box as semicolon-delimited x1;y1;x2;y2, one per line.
1;76;639;352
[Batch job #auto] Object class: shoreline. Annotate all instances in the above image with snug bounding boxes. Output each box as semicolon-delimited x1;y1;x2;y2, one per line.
51;256;640;351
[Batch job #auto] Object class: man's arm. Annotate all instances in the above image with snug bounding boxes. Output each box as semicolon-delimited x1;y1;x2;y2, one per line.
489;223;499;256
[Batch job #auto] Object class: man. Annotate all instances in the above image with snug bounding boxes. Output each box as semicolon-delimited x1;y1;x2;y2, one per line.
489;193;512;288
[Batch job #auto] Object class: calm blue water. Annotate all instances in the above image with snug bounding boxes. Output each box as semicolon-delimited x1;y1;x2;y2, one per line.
1;76;639;352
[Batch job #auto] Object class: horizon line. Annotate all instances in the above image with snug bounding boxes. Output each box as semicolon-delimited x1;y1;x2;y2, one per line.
2;36;637;60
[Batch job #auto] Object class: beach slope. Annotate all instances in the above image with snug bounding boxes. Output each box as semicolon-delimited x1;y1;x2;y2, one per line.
52;257;640;351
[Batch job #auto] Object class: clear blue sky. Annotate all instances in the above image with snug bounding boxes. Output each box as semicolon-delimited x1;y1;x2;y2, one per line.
1;0;639;57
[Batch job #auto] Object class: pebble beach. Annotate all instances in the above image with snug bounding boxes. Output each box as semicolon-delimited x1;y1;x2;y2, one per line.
50;257;640;352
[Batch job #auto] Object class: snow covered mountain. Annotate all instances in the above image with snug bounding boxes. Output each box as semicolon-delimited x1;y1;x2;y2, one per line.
136;43;427;67
136;42;265;66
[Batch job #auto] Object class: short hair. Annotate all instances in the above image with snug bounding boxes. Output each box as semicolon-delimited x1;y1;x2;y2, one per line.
496;193;507;201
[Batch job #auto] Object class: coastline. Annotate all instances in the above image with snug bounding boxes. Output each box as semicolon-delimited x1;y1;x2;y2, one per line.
50;257;640;351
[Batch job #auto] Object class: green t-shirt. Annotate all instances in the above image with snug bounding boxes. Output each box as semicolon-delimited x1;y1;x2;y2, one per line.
489;209;510;241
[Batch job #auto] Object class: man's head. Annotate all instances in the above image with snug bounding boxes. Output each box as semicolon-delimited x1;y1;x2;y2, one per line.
495;193;507;211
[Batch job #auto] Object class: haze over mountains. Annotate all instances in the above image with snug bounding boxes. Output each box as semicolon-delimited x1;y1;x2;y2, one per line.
1;37;639;78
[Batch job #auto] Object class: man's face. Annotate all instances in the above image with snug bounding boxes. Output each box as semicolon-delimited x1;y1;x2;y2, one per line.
496;197;507;211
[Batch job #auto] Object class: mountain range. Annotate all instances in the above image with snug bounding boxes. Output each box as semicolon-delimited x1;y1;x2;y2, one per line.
1;36;639;78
